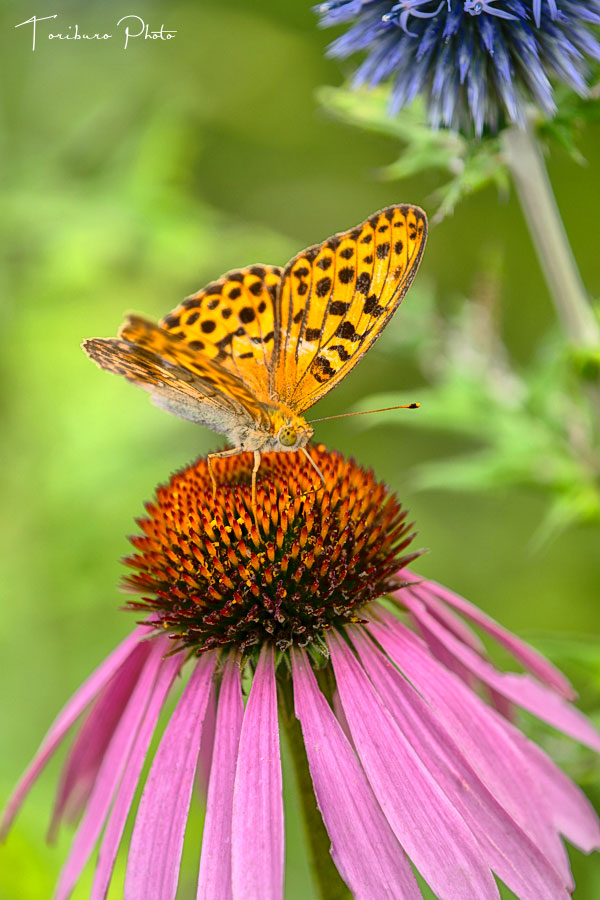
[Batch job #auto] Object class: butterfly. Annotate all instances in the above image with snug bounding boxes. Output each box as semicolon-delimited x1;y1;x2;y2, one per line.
83;204;427;521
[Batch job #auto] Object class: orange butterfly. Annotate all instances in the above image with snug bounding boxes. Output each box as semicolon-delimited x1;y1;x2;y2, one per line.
84;205;427;519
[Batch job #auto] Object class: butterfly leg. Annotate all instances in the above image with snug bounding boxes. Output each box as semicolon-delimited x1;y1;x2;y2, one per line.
300;447;326;496
207;447;242;501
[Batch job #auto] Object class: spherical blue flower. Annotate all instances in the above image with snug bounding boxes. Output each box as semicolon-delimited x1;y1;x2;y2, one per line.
317;1;600;134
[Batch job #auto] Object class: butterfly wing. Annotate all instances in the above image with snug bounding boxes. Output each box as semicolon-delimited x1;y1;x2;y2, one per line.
272;204;427;413
83;323;270;434
84;205;426;426
158;266;283;401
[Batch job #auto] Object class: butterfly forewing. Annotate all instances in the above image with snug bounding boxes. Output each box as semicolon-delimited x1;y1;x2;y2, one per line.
273;205;427;413
159;266;283;400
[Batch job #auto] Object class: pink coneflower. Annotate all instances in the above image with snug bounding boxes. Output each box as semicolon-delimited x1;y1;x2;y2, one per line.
2;446;599;899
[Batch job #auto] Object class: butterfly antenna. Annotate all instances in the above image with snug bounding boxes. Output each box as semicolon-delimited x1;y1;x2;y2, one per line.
308;402;420;424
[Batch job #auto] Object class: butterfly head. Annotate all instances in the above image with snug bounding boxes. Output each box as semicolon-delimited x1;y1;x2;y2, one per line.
268;408;313;452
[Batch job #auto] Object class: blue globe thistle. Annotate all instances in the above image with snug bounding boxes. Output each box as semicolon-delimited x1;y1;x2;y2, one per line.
317;1;600;134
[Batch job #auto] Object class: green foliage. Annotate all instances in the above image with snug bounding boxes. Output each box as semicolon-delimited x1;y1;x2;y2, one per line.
318;85;510;222
318;82;600;221
353;280;600;545
538;77;600;163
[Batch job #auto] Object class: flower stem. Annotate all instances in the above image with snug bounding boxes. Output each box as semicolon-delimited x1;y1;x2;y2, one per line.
279;676;351;900
502;123;600;348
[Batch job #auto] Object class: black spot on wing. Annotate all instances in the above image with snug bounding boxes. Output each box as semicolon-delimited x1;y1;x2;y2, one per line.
311;355;336;383
316;277;332;298
364;295;385;317
336;321;361;342
239;307;256;324
329;301;349;315
329;344;351;362
356;273;371;295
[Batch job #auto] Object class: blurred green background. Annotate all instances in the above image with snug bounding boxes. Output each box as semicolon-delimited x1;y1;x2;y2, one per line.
1;1;599;897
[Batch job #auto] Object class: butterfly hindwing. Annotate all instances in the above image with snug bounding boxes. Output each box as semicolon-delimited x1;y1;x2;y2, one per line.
273;205;427;413
83;332;269;434
158;266;283;400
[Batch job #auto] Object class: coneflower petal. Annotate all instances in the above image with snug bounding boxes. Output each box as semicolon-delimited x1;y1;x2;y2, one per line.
292;647;422;900
403;591;600;752
197;654;243;900
0;625;150;840
405;575;575;697
49;640;153;840
367;608;572;884
328;631;501;900
350;627;570;900
90;652;182;900
125;652;216;900
501;724;600;854
197;686;217;795
232;644;284;900
54;638;169;900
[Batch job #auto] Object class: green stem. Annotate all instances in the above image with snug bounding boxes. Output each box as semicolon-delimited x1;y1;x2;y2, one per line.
279;676;351;900
502;123;600;348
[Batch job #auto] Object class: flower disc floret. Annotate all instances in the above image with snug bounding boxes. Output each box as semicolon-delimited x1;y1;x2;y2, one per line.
123;446;419;653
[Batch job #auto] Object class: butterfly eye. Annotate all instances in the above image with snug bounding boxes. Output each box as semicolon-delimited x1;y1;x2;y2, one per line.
278;426;298;448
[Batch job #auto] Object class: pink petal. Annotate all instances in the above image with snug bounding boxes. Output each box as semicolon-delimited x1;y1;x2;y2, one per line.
125;652;216;900
404;574;574;698
197;683;217;795
497;716;600;854
231;644;283;900
398;573;485;653
91;652;182;900
292;648;422;900
54;638;169;900
197;654;243;900
1;626;150;839
351;628;570;900
328;631;500;900
367;607;572;884
402;590;600;752
49;640;152;839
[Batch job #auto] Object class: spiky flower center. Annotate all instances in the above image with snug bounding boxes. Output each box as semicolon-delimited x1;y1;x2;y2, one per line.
123;446;418;653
